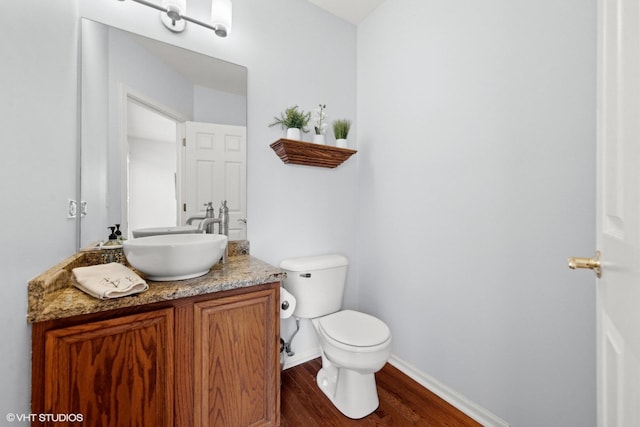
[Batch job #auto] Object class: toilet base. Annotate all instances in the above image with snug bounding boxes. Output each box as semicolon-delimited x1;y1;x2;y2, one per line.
316;355;380;419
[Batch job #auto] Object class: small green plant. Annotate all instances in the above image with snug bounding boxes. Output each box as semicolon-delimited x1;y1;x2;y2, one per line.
332;119;351;139
269;105;311;133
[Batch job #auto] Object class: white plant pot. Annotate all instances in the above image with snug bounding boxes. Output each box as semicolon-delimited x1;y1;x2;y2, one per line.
313;134;326;145
286;128;301;140
336;138;348;148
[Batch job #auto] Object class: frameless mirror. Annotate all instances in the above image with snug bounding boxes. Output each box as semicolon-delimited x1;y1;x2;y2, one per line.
80;19;247;248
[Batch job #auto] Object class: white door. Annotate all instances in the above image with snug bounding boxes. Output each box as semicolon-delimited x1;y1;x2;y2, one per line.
183;122;247;240
593;0;640;424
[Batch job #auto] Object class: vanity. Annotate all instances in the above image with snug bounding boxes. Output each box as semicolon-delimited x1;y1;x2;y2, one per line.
28;243;284;426
37;16;280;424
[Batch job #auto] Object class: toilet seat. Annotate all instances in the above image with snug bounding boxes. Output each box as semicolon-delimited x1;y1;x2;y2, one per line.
316;310;391;351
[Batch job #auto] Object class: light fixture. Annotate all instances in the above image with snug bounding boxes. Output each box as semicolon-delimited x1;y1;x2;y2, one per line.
117;0;232;37
160;0;187;32
210;0;232;37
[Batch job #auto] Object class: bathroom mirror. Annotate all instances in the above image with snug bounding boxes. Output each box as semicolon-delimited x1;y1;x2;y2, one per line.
80;19;247;248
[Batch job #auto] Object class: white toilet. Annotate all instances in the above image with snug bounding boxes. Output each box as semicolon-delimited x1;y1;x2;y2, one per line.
280;254;392;419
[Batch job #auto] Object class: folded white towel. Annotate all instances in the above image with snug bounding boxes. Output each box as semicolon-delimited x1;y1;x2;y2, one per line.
72;263;148;300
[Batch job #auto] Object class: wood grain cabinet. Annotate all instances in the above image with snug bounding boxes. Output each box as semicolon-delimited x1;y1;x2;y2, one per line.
42;309;175;425
32;283;280;427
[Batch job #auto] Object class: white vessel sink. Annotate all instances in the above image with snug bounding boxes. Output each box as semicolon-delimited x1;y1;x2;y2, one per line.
132;225;201;238
123;234;228;281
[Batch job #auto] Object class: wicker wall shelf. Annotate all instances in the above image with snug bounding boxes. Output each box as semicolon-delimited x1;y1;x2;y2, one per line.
269;139;357;168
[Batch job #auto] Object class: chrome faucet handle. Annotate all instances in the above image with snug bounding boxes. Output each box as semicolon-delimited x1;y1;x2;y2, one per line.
204;201;215;218
219;200;229;236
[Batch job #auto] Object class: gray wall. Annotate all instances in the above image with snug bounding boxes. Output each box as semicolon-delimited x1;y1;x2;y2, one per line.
193;85;246;126
2;2;79;416
357;0;596;426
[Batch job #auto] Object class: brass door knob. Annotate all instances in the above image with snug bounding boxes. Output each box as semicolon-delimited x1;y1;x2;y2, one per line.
568;251;601;278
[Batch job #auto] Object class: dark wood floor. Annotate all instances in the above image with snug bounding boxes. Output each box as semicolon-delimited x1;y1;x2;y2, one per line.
281;358;482;426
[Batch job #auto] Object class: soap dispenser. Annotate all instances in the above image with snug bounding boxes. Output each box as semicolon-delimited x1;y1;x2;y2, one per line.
114;223;126;243
104;226;119;247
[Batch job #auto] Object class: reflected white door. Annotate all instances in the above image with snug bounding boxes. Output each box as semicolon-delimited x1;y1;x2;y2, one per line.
184;122;247;240
596;0;640;424
126;98;181;238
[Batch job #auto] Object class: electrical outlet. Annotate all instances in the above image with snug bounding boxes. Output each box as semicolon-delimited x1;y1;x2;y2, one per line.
67;199;78;219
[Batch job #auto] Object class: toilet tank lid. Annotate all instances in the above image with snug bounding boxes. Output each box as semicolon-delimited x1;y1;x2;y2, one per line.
279;254;348;272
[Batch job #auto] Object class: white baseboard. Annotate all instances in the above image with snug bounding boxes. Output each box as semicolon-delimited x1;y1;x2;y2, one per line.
282;347;322;370
388;355;510;427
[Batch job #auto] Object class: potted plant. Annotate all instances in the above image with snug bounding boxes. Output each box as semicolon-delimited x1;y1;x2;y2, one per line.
312;104;328;145
269;105;311;141
332;119;351;148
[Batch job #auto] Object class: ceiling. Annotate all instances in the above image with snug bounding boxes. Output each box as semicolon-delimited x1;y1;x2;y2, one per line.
128;30;247;95
307;0;386;25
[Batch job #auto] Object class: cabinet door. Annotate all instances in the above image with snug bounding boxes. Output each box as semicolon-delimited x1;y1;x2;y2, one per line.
194;288;279;427
44;309;174;426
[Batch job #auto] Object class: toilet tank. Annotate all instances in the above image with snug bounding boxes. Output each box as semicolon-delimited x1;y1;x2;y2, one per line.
280;254;349;318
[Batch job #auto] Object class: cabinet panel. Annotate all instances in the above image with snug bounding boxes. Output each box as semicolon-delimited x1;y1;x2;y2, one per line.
32;283;280;427
43;309;174;426
194;288;279;427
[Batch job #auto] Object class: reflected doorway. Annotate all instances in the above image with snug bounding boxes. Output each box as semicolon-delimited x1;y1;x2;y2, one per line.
124;94;248;240
126;96;183;239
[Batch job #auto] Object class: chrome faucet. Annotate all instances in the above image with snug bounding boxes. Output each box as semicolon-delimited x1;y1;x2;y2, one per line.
197;216;221;233
185;201;230;263
186;201;229;236
186;202;217;233
219;200;229;236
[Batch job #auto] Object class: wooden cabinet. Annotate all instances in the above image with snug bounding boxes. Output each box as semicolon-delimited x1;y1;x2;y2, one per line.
32;283;280;427
193;290;279;426
42;309;174;425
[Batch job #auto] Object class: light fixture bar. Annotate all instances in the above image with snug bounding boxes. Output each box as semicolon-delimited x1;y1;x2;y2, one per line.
122;0;229;37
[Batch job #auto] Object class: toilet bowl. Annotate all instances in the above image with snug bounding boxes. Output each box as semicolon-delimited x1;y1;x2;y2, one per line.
313;310;392;372
280;254;392;419
312;310;392;418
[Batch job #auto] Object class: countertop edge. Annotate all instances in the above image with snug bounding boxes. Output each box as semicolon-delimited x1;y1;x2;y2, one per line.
28;254;285;324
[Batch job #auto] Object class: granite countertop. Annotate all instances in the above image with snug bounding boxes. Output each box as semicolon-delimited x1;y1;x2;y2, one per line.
28;244;285;323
